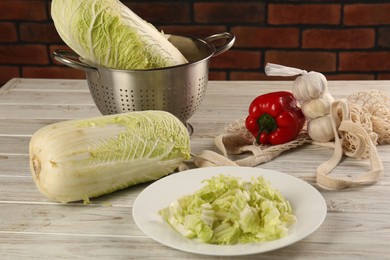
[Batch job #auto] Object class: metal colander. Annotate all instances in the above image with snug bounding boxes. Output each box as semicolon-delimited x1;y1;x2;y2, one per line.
53;32;235;132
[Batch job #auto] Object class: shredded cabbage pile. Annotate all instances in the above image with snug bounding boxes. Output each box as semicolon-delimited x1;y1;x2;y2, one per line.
159;174;296;245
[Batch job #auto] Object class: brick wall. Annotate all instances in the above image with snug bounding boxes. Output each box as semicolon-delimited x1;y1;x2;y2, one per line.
1;0;390;86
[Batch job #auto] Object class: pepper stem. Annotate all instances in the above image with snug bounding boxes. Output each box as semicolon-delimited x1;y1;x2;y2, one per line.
256;113;277;143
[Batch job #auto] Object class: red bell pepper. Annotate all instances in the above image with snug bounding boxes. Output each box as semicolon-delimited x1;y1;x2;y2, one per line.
245;91;305;145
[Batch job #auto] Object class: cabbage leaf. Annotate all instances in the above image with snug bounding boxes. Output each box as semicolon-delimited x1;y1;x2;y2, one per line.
51;0;188;69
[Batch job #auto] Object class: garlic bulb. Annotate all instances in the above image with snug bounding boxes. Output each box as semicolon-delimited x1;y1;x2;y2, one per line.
265;63;337;142
292;72;327;102
301;92;335;119
307;115;340;143
294;73;336;142
292;71;336;142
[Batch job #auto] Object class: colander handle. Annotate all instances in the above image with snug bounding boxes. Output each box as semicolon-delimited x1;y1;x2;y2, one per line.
204;32;235;57
53;50;98;72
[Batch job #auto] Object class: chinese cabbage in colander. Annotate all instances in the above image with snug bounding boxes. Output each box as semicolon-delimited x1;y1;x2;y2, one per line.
51;0;188;70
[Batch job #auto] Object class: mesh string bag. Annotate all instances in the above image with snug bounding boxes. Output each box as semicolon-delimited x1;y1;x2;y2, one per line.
193;90;389;190
316;90;389;189
343;89;390;155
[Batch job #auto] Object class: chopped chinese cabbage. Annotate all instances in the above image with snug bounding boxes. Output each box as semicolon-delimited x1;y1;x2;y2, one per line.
159;174;296;245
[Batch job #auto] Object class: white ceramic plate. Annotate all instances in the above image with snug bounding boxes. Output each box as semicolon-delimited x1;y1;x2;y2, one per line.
132;166;327;256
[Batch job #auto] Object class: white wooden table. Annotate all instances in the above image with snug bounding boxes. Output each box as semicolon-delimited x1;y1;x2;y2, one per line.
0;78;389;259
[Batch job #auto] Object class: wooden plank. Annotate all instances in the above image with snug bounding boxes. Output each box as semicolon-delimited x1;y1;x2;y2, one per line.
3;78;89;91
0;154;30;176
0;136;30;154
0;212;389;259
0;234;388;259
1;171;390;214
0;174;150;205
0;119;62;135
0;104;101;120
1;193;390;242
0;90;94;105
1;138;389;199
1;233;389;259
0;203;143;236
0;78;18;95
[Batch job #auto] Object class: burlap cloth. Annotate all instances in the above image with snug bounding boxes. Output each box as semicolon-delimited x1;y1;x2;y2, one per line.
191;90;389;190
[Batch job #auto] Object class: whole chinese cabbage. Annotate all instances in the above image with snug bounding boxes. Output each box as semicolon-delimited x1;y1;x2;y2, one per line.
51;0;188;69
29;111;191;203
